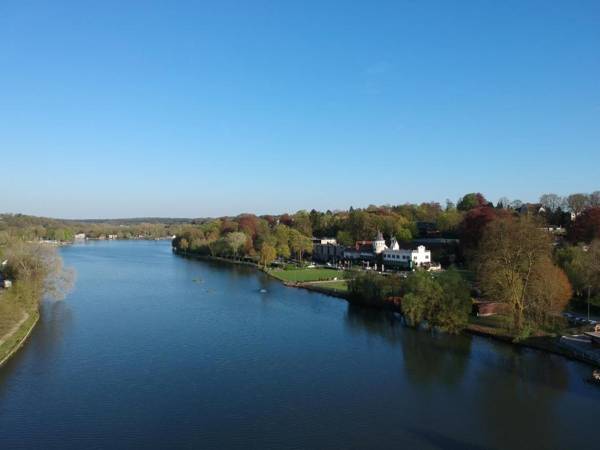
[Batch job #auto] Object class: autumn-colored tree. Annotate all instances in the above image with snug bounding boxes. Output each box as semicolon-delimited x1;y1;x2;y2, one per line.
220;219;238;234
178;238;189;252
459;206;508;256
477;217;568;335
568;207;600;243
288;229;312;262
457;193;487;211
226;232;247;259
237;215;259;239
567;193;590;216
259;243;277;268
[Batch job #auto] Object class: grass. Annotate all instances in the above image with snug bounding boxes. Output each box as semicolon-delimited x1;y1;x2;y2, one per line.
0;309;38;364
467;314;512;337
0;284;41;364
267;268;345;283
310;280;349;293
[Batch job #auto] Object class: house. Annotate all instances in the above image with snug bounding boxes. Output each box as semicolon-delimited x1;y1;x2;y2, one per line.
74;233;86;240
312;237;337;246
341;232;434;270
344;241;377;261
382;244;432;269
313;238;345;262
518;203;546;216
472;301;507;317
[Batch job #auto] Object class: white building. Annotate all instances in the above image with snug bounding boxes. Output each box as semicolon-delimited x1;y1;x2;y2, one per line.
383;245;431;268
373;231;387;254
312;237;337;245
74;233;86;240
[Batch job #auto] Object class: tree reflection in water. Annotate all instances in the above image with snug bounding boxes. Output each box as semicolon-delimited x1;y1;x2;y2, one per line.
344;304;473;387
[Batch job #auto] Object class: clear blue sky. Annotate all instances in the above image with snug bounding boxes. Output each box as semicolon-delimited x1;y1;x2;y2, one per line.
1;0;599;219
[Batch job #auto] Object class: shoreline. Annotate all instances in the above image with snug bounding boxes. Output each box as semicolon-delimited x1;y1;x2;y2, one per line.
0;309;39;368
175;249;600;369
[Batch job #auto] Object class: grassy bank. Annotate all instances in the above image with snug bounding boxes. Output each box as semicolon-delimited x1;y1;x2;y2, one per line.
0;283;42;366
0;309;39;366
309;280;349;293
266;268;344;283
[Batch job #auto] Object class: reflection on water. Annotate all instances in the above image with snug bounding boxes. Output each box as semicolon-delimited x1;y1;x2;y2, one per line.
345;304;472;387
0;241;598;450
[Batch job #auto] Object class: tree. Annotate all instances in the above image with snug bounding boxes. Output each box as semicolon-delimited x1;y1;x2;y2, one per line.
591;191;600;207
459;206;507;256
276;243;291;259
3;241;74;301
292;210;313;237
435;269;472;333
528;259;572;328
457;193;487;211
477;216;567;335
288;229;312;262
496;197;511;209
226;232;247;259
568;207;600;243
539;193;564;212
336;230;353;246
567;193;590;216
259;243;277;268
401;271;442;327
179;238;189;252
400;269;471;333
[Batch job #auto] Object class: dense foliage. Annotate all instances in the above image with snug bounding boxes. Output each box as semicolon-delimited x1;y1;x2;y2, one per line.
477;217;572;337
0;214;179;242
347;269;471;333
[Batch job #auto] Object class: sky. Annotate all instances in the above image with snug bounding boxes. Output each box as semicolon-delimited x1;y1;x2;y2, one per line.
1;0;599;219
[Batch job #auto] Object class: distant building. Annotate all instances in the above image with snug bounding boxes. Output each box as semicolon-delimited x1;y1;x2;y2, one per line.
312;237;337;246
313;238;345;262
383;245;431;269
372;231;387;254
518;203;546;216
74;233;86;240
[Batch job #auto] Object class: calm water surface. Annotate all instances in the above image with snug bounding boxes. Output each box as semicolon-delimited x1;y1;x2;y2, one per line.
0;241;598;449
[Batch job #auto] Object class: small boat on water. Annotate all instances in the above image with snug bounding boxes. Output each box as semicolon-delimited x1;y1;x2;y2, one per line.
591;370;600;385
259;289;267;293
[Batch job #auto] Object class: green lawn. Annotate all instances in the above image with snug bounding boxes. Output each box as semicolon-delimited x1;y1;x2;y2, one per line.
268;268;345;283
310;280;349;293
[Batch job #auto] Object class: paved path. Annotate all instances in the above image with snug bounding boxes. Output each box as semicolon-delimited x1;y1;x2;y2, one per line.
559;335;600;367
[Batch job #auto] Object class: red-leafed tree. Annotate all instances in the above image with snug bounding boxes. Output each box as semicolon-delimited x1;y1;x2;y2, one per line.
279;213;293;227
459;206;509;253
568;207;600;243
457;192;488;211
237;214;259;239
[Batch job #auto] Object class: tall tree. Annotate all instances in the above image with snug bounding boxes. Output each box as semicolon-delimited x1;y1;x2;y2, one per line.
568;207;600;243
477;217;567;335
259;243;277;268
539;193;564;212
457;193;487;211
567;193;590;216
226;232;247;259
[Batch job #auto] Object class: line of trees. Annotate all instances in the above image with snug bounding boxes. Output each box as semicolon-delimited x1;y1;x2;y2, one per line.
0;214;178;242
347;269;472;334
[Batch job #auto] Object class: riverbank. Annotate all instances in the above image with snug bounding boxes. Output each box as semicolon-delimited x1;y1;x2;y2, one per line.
175;250;600;368
0;307;39;367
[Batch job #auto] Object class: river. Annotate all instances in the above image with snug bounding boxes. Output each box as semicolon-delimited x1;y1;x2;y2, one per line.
0;240;598;449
